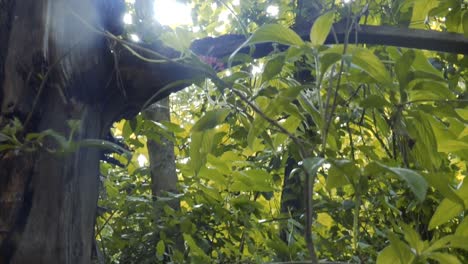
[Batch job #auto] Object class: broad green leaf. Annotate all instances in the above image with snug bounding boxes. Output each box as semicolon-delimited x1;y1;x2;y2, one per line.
316;212;334;229
191;109;230;132
455;108;468;121
377;246;402;264
412;51;444;77
402;224;425;254
406;112;441;169
247;86;304;148
438;140;468;153
427;252;461;264
359;95;392;109
230;24;304;62
183;234;210;261
351;47;392;84
198;166;227;186
310;12;335;46
455;217;468;236
262;54;285;81
190;130;216;174
425;235;468;253
247;24;304;46
327;166;351;190
457;127;468;139
395;50;416;89
197;183;222;201
387;232;416;263
273;116;301;148
410;0;440;29
326;159;359;190
424;173;464;208
463;10;468;37
303;157;325;177
156;240;165;259
376;163;428;202
230;170;274;192
429;182;468;229
430;199;464;229
408;80;454;101
318;52;341;78
324;46;391;84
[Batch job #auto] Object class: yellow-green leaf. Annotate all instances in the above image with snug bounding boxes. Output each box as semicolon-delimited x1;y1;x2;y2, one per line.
310;12;335;46
191;109;230;132
243;24;304;47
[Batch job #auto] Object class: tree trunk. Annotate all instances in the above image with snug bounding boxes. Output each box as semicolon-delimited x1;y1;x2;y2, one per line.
145;98;179;210
0;1;115;263
144;98;184;256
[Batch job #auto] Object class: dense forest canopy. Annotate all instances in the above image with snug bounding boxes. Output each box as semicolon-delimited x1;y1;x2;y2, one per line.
0;0;467;263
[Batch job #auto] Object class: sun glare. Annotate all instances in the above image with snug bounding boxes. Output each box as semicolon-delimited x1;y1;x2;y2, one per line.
154;0;192;26
266;5;279;17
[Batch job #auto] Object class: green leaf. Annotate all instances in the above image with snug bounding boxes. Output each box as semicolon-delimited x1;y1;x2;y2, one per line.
350;47;392;85
183;234;210;261
230;170;274;192
191;109;230;132
326;159;359;190
230;24;304;63
387;232;416;263
198;166;227;186
430;199;464;229
402;224;425;254
377;233;414;264
156;240;165;260
408;80;454;101
427;252;461;264
463;10;468;38
455;217;468;236
197;183;222;201
424;173;464;208
190;130;216;174
455;108;468;121
377;246;402;264
395;50;416;88
425;235;468;253
247;86;304;148
246;24;304;46
318;52;341;78
429;182;468;229
438;140;468;153
375;163;428;202
303;157;325;177
324;46;391;84
262;55;285;81
310;12;335;46
410;0;439;29
359;95;392;109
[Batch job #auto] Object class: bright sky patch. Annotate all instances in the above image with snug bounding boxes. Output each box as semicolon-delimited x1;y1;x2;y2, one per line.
154;0;192;26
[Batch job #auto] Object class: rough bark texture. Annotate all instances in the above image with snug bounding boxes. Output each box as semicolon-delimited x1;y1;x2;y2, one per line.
0;1;189;263
0;1;112;263
145;98;179;210
144;97;184;253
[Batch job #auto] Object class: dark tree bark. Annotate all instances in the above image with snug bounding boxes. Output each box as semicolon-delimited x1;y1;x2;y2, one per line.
0;1;191;263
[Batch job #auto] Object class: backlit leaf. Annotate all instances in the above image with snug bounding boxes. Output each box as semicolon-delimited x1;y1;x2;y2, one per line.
310;12;335;46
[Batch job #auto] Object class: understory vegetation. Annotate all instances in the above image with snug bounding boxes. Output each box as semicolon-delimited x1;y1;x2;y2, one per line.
94;0;467;263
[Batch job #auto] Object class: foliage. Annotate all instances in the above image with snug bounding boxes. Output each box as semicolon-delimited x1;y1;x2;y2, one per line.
94;0;468;263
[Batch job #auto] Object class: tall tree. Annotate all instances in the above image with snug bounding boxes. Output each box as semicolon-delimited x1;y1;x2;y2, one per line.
0;1;192;262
